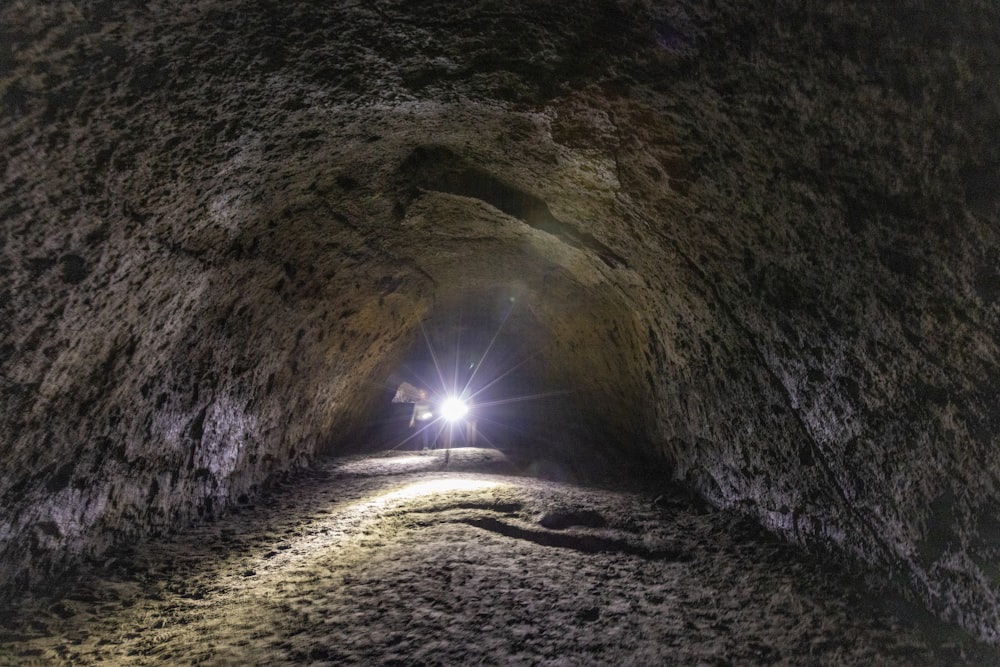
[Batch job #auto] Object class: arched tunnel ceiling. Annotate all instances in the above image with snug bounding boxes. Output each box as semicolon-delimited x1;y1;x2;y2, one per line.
2;0;1000;645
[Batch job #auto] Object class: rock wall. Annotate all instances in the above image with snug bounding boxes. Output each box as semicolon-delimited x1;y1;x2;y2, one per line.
1;0;998;644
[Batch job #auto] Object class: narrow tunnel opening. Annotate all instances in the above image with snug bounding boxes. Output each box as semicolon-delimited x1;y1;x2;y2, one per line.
354;284;666;487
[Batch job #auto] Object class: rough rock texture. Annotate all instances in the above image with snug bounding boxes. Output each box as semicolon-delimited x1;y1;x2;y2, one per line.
1;0;999;645
3;450;998;665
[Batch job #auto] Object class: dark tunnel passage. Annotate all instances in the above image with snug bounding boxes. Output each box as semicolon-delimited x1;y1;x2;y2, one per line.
353;284;662;486
2;0;1000;661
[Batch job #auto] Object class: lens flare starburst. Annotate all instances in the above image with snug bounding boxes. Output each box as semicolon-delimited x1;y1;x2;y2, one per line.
385;293;569;454
441;396;469;422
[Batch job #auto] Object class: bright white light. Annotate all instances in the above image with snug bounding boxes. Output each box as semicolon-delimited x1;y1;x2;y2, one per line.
440;396;469;422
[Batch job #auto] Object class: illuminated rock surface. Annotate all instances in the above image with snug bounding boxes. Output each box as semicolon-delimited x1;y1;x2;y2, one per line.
2;449;997;665
1;0;999;653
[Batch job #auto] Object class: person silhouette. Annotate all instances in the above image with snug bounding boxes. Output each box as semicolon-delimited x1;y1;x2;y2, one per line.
409;389;434;451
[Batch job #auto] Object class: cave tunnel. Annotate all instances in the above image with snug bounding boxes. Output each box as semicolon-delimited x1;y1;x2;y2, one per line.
360;282;657;484
2;0;1000;663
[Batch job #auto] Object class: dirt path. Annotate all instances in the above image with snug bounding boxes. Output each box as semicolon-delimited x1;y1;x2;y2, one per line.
1;448;997;666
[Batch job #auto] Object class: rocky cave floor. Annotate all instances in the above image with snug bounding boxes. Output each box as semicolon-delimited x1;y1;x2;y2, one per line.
1;448;998;666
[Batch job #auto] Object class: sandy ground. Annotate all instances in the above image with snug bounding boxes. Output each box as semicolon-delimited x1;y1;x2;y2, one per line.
1;447;997;666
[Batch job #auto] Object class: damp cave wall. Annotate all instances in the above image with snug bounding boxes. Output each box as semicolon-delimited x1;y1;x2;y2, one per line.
2;0;1000;644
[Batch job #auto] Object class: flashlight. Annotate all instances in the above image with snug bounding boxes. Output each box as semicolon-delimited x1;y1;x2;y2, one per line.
440;396;469;422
